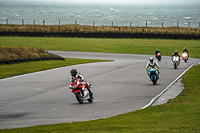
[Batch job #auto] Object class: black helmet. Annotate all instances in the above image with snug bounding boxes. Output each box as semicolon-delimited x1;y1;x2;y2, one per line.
156;49;159;51
70;69;77;77
175;50;178;53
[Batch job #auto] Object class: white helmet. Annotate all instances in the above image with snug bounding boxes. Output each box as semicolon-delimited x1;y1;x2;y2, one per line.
149;57;154;64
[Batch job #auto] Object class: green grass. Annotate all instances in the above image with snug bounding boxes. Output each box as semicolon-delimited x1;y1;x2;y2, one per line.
0;58;111;79
1;64;199;133
0;37;200;58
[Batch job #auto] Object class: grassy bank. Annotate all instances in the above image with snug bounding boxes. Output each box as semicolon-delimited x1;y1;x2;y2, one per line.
0;37;200;58
1;64;199;133
0;24;200;36
0;46;64;64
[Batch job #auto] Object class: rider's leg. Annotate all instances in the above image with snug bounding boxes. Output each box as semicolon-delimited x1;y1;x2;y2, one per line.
85;83;93;96
147;70;151;80
157;68;160;79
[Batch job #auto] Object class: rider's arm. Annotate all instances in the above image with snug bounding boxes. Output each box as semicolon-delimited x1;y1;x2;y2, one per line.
77;73;84;81
145;61;149;70
156;62;160;68
70;76;73;82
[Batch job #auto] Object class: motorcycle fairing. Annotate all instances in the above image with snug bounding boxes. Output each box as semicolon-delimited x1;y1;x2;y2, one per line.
149;68;158;81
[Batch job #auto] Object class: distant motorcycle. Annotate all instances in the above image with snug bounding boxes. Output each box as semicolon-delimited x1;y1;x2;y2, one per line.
148;66;159;85
182;52;188;63
156;53;162;61
172;55;180;69
70;78;93;104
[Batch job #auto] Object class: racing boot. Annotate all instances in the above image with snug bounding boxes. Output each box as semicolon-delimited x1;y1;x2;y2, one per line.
88;89;93;97
86;83;93;97
88;84;93;97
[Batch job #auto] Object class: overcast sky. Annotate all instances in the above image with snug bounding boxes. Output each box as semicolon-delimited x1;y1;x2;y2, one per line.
7;0;200;5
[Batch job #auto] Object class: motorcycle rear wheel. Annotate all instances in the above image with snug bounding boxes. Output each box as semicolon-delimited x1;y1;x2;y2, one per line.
158;56;161;61
88;96;94;103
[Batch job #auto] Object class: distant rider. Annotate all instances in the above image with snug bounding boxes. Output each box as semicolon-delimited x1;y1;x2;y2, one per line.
155;49;161;56
145;57;160;79
172;50;180;62
70;69;93;96
182;47;189;58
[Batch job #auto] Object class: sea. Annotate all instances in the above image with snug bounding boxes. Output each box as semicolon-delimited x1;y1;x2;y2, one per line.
0;0;200;28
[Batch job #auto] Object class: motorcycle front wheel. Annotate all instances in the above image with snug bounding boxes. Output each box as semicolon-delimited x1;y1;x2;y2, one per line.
153;80;157;85
174;63;177;69
184;59;187;63
75;92;84;104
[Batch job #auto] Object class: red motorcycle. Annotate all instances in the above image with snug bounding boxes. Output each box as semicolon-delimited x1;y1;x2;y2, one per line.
156;53;162;61
70;78;93;104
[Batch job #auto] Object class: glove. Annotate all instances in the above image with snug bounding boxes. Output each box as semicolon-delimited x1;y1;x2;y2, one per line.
69;85;72;89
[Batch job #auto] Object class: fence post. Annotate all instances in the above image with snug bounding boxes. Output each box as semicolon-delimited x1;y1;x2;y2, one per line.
59;20;60;26
146;21;147;27
188;22;190;28
93;21;95;26
199;22;200;28
33;20;35;25
112;21;113;27
162;21;164;28
75;21;77;25
22;19;24;25
6;20;8;25
177;22;179;27
130;21;132;27
43;20;45;26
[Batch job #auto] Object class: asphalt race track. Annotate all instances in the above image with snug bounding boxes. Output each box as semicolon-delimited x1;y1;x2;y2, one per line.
0;51;199;129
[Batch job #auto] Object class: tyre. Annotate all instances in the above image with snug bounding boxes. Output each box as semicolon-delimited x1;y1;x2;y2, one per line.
174;63;177;69
158;56;161;61
184;59;187;63
152;75;157;85
153;80;157;85
88;96;94;103
75;92;84;104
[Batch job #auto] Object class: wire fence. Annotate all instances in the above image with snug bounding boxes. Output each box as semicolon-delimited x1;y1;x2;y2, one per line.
3;19;200;28
1;19;200;39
